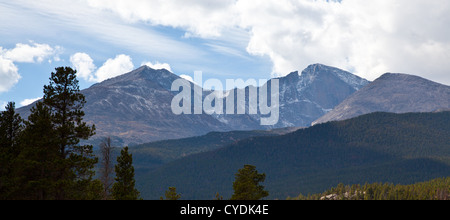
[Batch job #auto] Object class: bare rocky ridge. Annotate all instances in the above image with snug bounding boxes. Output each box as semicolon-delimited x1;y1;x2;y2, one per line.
216;64;370;129
313;73;450;125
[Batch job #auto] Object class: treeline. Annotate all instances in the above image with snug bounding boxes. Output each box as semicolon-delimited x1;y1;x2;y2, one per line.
0;67;140;200
292;177;450;200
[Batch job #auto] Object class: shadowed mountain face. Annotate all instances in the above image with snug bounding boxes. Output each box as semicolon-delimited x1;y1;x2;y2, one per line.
16;64;369;146
274;64;369;127
313;73;450;125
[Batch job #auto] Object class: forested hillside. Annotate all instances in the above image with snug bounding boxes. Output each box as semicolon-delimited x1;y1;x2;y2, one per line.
128;127;300;172
137;111;450;200
292;177;450;200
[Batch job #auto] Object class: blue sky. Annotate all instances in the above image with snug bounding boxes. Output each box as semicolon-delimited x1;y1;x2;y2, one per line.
0;0;272;109
1;0;449;110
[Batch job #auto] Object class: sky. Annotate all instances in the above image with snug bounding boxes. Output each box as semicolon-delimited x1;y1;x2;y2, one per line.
1;0;450;110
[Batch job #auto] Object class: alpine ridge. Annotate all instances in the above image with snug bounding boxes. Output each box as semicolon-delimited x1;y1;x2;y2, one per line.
215;64;370;129
313;72;450;125
17;64;369;146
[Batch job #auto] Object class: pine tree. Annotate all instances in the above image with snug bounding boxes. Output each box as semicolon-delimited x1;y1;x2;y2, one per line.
111;147;140;200
0;102;23;199
0;102;23;149
41;67;97;199
161;187;181;200
230;165;269;200
17;102;60;199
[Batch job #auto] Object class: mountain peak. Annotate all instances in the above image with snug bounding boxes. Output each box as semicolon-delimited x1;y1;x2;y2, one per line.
94;65;180;91
133;65;175;79
303;63;341;73
299;64;370;90
140;65;174;74
304;63;329;71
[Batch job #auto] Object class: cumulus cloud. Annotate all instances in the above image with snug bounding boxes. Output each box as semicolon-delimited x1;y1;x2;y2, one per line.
141;61;172;72
96;54;134;82
71;53;134;83
0;42;61;93
70;52;97;82
1;42;60;63
85;0;450;85
237;0;450;83
20;97;42;107
0;56;21;93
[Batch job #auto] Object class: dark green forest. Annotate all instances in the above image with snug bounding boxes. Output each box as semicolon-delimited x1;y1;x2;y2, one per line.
137;111;450;199
129;127;298;172
0;67;139;200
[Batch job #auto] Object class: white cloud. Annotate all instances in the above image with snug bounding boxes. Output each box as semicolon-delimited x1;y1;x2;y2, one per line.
95;54;134;82
179;74;194;83
0;42;61;93
86;0;239;38
238;0;450;84
84;0;450;85
20;97;41;107
71;53;135;83
4;1;450;85
1;42;59;63
70;53;134;83
0;56;21;93
141;61;172;72
70;52;97;82
2;0;205;63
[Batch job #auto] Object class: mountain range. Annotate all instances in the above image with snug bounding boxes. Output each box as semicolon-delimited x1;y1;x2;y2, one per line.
216;64;370;129
18;63;370;146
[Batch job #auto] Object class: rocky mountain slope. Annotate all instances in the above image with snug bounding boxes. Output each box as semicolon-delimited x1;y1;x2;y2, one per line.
17;64;369;146
216;64;370;129
313;73;450;125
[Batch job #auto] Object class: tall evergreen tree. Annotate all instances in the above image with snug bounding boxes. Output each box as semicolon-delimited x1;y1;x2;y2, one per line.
17;102;60;199
231;165;269;200
41;67;97;199
0;102;23;199
112;147;140;200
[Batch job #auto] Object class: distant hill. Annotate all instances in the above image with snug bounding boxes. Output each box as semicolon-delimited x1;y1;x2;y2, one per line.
136;111;450;200
129;127;300;172
313;73;450;125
